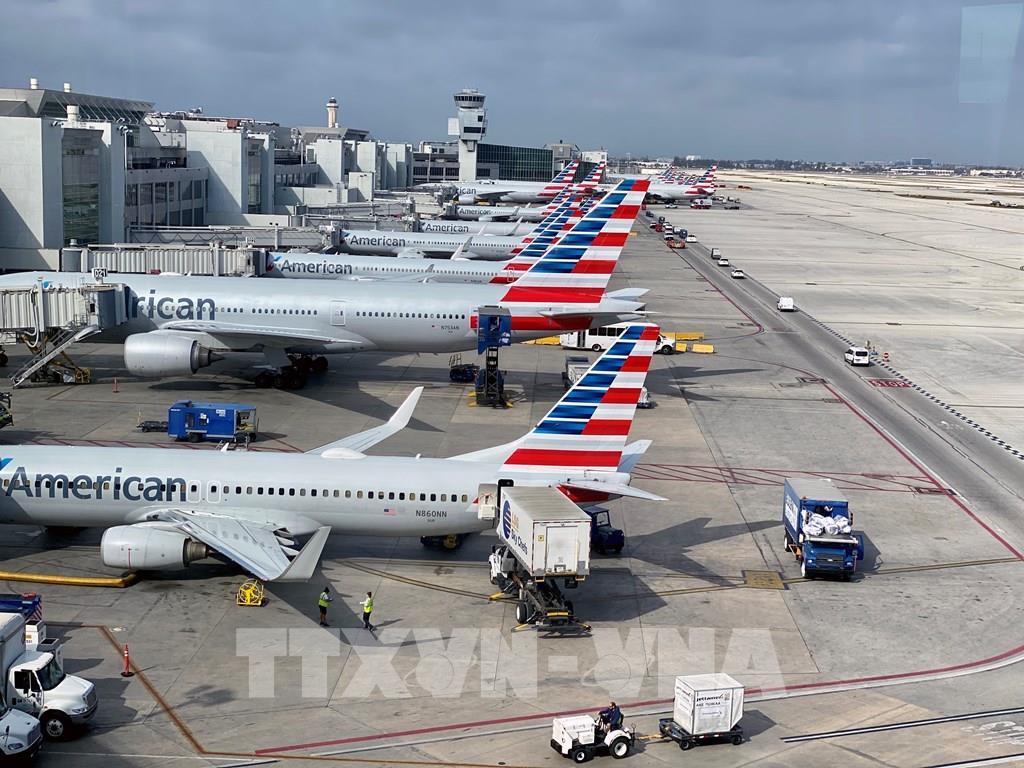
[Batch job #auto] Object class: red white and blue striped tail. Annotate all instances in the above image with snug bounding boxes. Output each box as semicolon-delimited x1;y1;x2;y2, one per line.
577;160;606;190
498;178;650;305
499;324;660;473
550;159;580;184
490;195;597;284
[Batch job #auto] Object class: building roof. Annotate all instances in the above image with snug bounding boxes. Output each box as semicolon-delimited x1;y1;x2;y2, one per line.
0;87;153;124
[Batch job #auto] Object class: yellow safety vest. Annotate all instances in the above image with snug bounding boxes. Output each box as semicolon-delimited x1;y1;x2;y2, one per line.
318;591;330;608
363;597;374;613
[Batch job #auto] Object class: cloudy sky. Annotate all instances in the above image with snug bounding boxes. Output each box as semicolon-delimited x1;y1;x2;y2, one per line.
2;0;1022;164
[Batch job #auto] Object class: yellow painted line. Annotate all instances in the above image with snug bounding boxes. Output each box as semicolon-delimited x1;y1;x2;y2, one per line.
0;570;138;588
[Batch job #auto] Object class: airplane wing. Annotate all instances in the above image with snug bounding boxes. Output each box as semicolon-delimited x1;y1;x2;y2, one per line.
307;386;423;457
472;189;513;203
160;321;356;347
157;508;331;581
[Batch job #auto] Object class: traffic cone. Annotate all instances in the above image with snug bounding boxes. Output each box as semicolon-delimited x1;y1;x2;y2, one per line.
112;377;119;394
883;352;890;363
121;643;134;677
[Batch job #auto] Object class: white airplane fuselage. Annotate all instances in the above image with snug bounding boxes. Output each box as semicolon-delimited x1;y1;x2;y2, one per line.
0;446;618;536
448;205;547;223
340;230;520;261
419;219;533;236
1;272;641;355
266;252;505;284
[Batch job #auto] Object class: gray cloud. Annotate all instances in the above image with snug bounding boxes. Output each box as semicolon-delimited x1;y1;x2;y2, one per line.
1;0;1020;164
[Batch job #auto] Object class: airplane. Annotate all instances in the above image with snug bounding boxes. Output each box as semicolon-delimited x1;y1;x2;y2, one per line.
0;179;651;389
266;195;599;285
338;185;596;260
451;159;606;205
416;159;581;206
0;323;665;581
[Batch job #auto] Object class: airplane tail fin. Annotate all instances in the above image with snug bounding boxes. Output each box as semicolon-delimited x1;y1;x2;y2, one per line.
452;324;660;471
489;195;597;284
497;178;649;305
551;159;580;185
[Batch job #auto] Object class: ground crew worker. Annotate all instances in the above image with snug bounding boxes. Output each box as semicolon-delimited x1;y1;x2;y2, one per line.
359;591;375;631
318;585;332;626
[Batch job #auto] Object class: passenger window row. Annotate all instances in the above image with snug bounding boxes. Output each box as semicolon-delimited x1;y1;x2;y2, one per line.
208;484;470;503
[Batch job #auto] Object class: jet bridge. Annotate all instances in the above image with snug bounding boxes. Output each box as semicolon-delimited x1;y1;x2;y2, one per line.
0;273;130;387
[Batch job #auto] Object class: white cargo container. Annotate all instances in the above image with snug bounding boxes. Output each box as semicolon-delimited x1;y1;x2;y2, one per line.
497;487;590;581
673;674;744;735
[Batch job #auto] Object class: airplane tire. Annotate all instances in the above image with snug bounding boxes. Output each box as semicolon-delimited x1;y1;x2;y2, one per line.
0;352;7;367
515;601;529;624
313;356;329;374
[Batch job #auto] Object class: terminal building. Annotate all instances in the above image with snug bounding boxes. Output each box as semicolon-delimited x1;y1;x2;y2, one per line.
0;79;413;269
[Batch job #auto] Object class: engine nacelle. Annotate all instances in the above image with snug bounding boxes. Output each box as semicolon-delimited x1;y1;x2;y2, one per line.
124;332;219;377
457;193;479;205
101;525;213;571
396;248;428;259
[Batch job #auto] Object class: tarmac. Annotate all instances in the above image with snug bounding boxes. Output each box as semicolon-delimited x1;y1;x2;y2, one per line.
2;175;1024;767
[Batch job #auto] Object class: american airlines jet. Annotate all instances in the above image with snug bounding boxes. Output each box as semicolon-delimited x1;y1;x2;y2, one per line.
0;179;650;389
267;195;599;285
0;325;664;581
337;188;584;260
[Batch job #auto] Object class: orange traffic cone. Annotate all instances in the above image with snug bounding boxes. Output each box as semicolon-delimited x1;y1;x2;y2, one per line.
121;643;134;677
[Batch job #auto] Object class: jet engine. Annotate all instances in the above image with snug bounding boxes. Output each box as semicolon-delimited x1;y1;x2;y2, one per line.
396;248;428;258
101;525;213;570
124;331;221;377
457;193;479;205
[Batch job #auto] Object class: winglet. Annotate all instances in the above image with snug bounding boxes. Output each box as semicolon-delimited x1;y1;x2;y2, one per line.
309;386;424;456
278;526;331;582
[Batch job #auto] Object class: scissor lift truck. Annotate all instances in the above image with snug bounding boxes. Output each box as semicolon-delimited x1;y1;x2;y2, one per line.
486;486;593;635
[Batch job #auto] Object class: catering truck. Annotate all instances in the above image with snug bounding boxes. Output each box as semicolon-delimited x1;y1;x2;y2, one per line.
659;673;744;750
781;478;864;579
487;486;593;634
0;612;97;741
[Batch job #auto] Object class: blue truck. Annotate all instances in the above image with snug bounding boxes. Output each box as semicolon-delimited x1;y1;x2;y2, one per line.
782;478;863;580
166;401;258;444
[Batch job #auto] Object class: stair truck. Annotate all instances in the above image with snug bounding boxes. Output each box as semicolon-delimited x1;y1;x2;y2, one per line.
1;612;97;741
658;673;744;750
486;486;593;634
781;478;864;580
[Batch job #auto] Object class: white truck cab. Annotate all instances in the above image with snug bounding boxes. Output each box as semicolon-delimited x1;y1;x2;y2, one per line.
0;704;41;762
1;613;97;741
777;296;795;311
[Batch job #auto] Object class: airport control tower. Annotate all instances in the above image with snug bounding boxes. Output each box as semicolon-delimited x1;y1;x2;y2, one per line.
450;89;487;181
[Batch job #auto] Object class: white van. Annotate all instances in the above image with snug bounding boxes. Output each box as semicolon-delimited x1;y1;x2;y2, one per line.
560;325;676;355
777;296;795;312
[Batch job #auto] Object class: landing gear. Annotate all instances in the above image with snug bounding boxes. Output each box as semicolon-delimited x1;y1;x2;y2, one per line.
420;533;467;551
0;349;7;367
254;356;327;390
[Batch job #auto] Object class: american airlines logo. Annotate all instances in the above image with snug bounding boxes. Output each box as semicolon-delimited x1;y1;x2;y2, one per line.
1;464;187;502
130;289;216;320
272;256;353;276
347;235;408;248
421;222;472;234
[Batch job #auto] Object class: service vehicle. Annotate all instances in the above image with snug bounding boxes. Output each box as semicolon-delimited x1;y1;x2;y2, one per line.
1;612;97;741
690;198;711;209
585;507;625;555
730;269;745;279
665;203;678;208
777;296;795;311
488;487;593;633
0;393;12;431
664;224;675;233
659;674;744;751
663;233;676;242
686;234;698;242
166;401;258;444
0;704;40;763
724;202;740;209
781;478;864;579
843;346;871;366
716;257;730;267
551;714;634;762
560;325;677;355
710;247;722;258
654;223;664;232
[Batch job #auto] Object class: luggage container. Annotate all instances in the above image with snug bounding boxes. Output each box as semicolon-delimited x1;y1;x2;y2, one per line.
658;673;744;750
